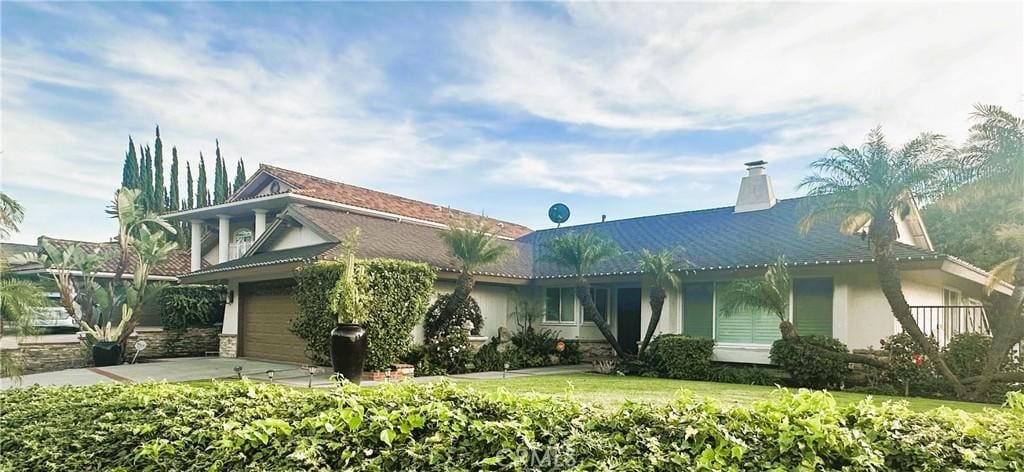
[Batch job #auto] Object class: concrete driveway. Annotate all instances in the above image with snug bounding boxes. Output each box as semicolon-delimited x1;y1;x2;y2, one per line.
1;357;305;390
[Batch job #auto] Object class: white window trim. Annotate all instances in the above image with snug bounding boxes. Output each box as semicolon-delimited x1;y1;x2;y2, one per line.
541;287;576;326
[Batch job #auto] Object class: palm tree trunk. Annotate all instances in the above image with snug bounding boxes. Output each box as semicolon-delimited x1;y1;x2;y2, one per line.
969;255;1024;399
779;319;799;339
638;286;666;356
869;219;967;397
575;279;626;358
443;270;476;316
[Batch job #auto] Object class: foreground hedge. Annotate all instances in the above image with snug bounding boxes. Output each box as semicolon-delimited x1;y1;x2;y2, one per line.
2;382;1022;471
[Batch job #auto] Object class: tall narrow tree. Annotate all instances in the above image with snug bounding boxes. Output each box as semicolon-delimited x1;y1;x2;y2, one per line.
168;147;180;212
213;140;229;204
233;158;247;192
153;127;166;212
139;145;153;212
196;154;210;208
185;162;194;210
121;136;139;190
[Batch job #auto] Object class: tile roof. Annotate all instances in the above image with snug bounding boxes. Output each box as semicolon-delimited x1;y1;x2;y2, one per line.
518;196;944;278
184;242;338;278
245;164;533;239
187;205;534;279
33;237;200;277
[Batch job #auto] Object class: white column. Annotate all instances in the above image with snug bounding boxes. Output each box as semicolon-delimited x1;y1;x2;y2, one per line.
218;215;230;263
253;209;267;239
190;220;203;271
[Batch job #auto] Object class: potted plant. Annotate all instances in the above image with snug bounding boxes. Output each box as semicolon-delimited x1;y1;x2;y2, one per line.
330;247;369;384
90;306;133;367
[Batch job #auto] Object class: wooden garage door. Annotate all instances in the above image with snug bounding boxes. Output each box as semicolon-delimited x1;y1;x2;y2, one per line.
240;281;308;364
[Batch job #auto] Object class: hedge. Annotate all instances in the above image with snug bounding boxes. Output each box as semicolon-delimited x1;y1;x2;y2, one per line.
647;334;715;380
770;335;850;389
291;259;435;371
158;285;226;330
2;382;1022;470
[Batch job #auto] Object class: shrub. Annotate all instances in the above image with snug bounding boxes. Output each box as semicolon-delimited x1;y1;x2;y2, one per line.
292;259;436;371
944;332;995;378
158;285;225;330
879;333;946;396
421;294;483;373
2;382;1022;470
472;329;581;372
647;334;715;380
708;365;781;386
770;335;849;389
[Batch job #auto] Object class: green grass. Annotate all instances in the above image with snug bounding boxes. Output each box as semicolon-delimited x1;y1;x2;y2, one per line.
449;373;997;414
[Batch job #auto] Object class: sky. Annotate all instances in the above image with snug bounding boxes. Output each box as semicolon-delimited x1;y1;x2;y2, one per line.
2;2;1022;244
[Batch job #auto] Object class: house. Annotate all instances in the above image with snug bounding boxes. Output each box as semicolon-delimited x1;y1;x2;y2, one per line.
165;162;1007;364
5;237;197;327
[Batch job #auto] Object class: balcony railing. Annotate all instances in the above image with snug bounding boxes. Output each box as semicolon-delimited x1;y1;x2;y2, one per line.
229;241;253;261
910;305;989;348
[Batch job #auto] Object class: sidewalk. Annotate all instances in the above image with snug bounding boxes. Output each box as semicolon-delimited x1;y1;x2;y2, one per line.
3;357;592;390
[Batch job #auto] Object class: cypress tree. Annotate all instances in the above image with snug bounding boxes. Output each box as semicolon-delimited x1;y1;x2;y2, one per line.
139;145;153;212
233;158;247;192
121;136;139;189
169;147;180;211
186;162;195;210
197;154;210;208
213;140;228;204
153;127;166;212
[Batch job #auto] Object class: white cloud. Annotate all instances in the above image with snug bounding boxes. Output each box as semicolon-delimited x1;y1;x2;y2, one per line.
452;2;1022;143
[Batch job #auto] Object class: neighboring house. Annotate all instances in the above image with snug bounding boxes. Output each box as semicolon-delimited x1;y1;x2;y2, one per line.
5;237;197;328
166;162;1009;364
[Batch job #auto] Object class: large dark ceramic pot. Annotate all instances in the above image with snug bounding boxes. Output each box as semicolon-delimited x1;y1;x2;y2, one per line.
93;342;123;367
330;323;367;384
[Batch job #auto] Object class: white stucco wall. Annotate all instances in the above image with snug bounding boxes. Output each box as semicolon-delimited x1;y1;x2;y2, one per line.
267;225;328;251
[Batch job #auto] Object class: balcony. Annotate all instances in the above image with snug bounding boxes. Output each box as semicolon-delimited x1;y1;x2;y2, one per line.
910;305;989;348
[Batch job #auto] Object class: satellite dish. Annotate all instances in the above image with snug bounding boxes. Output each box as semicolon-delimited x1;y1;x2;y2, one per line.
548;203;570;226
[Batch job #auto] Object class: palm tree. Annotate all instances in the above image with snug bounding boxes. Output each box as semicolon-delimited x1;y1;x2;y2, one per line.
0;192;48;381
439;215;514;317
637;249;682;355
540;231;625;357
944;105;1024;397
798;127;966;395
717;257;796;339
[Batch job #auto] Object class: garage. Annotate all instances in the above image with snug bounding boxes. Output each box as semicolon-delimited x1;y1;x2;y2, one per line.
239;281;309;364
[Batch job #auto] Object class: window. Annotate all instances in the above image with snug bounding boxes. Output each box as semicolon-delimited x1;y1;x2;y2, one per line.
682;283;714;339
714;282;778;345
230;229;255;260
544;287;575;323
585;288;609;322
793;278;833;337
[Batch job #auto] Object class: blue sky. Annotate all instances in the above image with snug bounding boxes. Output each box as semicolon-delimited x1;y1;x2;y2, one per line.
2;2;1021;244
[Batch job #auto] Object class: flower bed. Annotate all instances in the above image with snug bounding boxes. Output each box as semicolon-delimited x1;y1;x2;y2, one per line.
2;382;1022;470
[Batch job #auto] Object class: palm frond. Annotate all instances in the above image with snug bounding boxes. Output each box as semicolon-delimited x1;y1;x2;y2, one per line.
0;192;25;239
717;258;792;322
985;257;1019;294
637;248;683;289
439;215;515;271
539;231;620;276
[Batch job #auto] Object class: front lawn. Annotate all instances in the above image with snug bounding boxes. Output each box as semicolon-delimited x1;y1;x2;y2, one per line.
452;372;996;414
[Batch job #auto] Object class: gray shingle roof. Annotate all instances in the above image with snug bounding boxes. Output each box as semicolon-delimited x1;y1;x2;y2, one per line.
184;243;339;278
518;196;942;278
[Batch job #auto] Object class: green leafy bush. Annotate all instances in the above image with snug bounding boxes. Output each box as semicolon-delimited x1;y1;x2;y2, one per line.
2;382;1022;470
158;285;225;330
944;333;996;378
879;333;947;396
421;294;483;373
292;259;435;371
647;334;715;380
473;329;581;372
770;335;849;389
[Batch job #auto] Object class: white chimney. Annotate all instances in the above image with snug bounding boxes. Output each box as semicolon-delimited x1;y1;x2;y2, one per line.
734;160;777;213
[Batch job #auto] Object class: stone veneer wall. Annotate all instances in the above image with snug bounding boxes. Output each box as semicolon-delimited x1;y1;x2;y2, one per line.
578;340;616;360
3;327;221;375
219;334;238;358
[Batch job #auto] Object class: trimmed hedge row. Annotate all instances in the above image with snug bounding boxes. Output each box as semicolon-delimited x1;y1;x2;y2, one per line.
291;259;436;371
3;382;1021;471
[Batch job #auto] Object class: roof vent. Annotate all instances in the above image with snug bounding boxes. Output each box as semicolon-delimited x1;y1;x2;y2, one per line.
734;160;777;213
